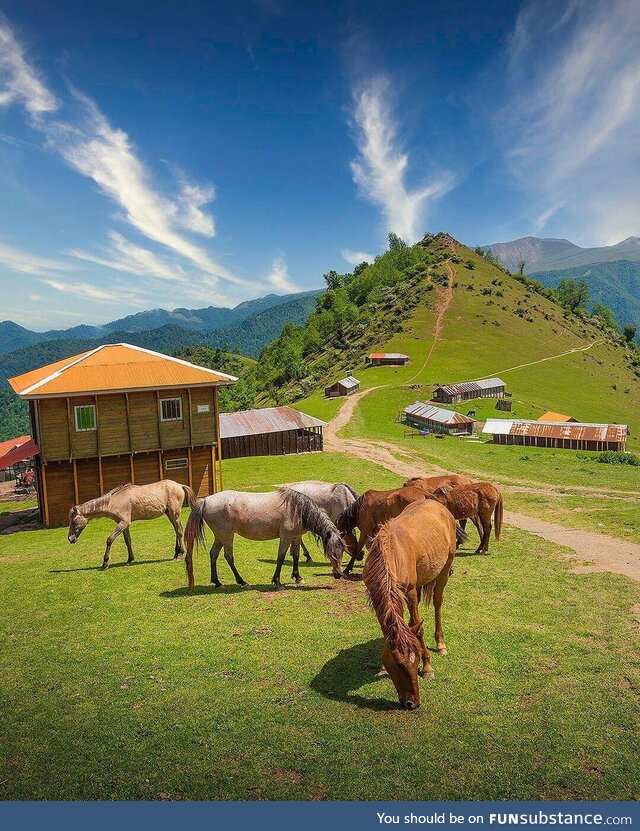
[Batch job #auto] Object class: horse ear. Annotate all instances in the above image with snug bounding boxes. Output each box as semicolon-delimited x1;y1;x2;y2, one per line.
410;621;424;637
70;505;78;516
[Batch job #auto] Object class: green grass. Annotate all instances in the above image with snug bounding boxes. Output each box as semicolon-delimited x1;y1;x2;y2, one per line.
1;451;639;800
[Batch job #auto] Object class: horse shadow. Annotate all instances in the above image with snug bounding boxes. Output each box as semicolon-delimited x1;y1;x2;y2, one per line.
310;638;399;711
51;556;175;574
160;581;334;598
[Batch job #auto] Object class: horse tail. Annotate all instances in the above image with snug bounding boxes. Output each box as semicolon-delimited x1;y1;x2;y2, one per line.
422;578;437;610
455;522;468;548
184;499;206;591
279;489;343;575
336;495;362;533
494;492;503;541
364;527;416;653
181;484;198;509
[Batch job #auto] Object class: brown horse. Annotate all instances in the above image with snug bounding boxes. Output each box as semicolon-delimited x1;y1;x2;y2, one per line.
336;485;427;574
429;482;503;554
363;499;462;710
67;480;196;569
403;474;473;493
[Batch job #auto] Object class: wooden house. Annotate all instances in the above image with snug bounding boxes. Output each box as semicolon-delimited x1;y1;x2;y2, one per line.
482;419;628;451
366;352;410;366
8;343;237;527
324;374;360;398
402;402;475;436
433;377;506;405
538;411;578;423
220;406;325;459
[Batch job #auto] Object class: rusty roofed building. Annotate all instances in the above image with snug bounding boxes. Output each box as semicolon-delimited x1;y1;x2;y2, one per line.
482;419;628;451
433;377;506;405
402;402;475;436
366;352;410;366
8;343;237;526
220;407;325;459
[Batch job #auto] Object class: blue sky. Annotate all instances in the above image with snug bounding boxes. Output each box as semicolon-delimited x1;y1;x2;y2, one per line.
1;0;639;329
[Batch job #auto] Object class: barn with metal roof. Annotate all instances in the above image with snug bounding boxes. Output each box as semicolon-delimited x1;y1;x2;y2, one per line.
482;419;628;451
433;377;506;405
366;352;410;366
220;407;326;459
402;402;475;435
324;374;360;398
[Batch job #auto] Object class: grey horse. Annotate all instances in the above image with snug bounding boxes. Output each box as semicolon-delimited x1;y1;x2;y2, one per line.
283;481;358;561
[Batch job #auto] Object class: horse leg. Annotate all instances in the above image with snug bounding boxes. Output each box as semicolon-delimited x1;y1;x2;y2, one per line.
344;532;365;576
223;538;247;587
271;537;290;588
433;560;453;656
209;538;223;587
300;537;312;563
481;512;492;554
290;539;304;584
101;521;127;570
168;508;184;559
408;587;433;680
123;527;135;565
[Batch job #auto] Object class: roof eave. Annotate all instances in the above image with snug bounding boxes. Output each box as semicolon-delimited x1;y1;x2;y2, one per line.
16;377;238;400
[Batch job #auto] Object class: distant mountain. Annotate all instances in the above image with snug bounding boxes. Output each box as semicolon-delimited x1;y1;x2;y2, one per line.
531;260;640;333
0;289;321;354
486;236;640;273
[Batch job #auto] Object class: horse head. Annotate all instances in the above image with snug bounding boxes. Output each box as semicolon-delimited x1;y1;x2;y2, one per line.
324;530;346;579
67;506;88;544
382;622;423;710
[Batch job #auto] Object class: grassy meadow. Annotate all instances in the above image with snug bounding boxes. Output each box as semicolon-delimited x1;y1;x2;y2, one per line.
1;451;639;801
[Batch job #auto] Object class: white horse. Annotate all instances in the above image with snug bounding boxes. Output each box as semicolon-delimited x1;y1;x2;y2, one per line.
184;488;346;590
283;481;358;561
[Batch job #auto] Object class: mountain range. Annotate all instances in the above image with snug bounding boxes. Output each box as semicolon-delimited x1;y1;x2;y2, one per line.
486;235;640;273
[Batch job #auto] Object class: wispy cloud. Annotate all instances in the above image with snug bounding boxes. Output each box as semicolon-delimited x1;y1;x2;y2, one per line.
341;249;374;267
266;255;297;293
0;18;58;116
0;241;72;277
42;277;126;303
69;231;186;282
349;75;455;243
501;0;640;244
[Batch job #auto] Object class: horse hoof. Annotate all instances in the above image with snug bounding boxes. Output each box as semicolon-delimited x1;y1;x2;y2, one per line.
295;577;304;585
100;564;109;571
422;669;435;681
376;668;389;678
212;581;222;588
126;560;134;566
438;647;448;657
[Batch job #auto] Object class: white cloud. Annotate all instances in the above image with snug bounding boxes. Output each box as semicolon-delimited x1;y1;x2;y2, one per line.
341;249;374;267
266;255;297;293
0;18;58;116
350;75;455;243
502;0;640;243
42;278;126;303
69;231;187;282
0;241;72;277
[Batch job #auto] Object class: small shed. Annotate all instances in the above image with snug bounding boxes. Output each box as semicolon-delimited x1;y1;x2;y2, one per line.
433;377;506;405
220;407;326;459
366;352;410;366
0;435;37;483
402;402;475;435
538;411;578;423
324;374;360;398
482;419;628;451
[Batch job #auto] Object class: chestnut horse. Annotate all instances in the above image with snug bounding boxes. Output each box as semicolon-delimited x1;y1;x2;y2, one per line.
405;474;477;538
335;485;427;574
363;499;463;710
429;482;503;554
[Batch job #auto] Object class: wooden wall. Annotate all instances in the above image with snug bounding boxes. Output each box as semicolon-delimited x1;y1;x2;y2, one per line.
222;428;323;460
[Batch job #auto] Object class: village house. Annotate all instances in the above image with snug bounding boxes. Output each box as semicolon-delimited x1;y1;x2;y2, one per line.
220;406;325;459
366;352;410;366
432;377;506;405
8;343;237;527
324;373;360;398
482;419;629;451
538;411;578;423
402;402;475;436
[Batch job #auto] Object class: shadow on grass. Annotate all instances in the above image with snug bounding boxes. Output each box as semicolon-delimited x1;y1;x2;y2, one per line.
310;637;399;711
51;556;175;573
160;581;335;598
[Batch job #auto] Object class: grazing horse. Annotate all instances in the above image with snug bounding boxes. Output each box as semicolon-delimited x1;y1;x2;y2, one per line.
363;500;463;710
429;482;503;554
336;486;428;574
67;480;197;569
284;481;358;562
184;489;345;590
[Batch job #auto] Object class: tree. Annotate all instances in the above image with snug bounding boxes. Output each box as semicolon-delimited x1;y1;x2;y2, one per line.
555;277;590;313
387;232;407;252
517;260;526;275
591;302;620;332
623;324;637;343
323;270;344;290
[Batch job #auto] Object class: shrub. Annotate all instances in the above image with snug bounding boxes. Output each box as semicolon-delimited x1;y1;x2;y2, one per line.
596;451;639;466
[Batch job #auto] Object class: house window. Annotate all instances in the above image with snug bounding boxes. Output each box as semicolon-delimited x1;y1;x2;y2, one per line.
160;397;183;422
165;457;188;471
74;404;96;432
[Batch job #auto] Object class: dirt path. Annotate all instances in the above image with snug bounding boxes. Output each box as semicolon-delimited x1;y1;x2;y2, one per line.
406;262;454;384
477;339;602;380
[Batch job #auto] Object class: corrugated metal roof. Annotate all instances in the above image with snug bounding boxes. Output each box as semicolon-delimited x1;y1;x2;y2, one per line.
538;411;575;422
403;401;475;426
368;352;409;359
0;437;39;471
435;377;506;396
0;435;31;458
9;343;238;398
337;376;360;389
220;406;326;439
482;419;628;442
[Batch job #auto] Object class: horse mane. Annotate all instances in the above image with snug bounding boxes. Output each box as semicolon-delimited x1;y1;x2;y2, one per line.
335;495;362;533
335;482;359;500
364;526;420;656
278;489;341;551
403;476;421;487
78;483;133;515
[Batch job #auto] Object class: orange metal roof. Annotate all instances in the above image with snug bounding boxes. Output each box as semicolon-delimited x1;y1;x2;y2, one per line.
9;343;237;398
538;411;575;422
0;435;31;458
